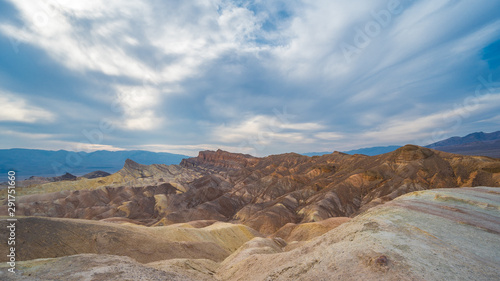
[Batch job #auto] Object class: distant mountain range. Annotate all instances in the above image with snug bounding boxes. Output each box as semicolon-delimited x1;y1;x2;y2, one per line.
0;149;189;181
425;131;500;158
302;146;401;157
343;145;402;156
302;130;500;158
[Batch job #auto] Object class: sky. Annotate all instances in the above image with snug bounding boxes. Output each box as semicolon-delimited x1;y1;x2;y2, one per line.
0;0;499;157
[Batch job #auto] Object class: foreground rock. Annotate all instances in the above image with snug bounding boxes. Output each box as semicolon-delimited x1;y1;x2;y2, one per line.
216;187;500;280
0;254;196;281
146;258;219;281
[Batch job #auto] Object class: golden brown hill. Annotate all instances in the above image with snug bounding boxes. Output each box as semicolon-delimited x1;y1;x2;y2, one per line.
3;145;500;235
0;217;259;264
271;217;350;242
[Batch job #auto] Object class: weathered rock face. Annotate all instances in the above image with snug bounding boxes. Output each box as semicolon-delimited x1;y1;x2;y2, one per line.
81;170;111;179
3;146;500;235
0;254;195;281
215;187;500;281
180;149;258;170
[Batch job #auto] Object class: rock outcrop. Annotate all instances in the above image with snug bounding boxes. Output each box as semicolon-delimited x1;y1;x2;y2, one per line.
0;254;196;281
180;149;259;170
81;170;111;179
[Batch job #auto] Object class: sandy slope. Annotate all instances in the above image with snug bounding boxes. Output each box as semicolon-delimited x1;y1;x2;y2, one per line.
0;254;196;281
0;218;259;264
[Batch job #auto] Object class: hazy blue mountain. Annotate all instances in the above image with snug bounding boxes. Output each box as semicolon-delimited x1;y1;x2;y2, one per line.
302;152;332;157
343;146;401;156
302;146;401;157
302;131;500;158
425;131;500;158
426;131;500;148
0;149;189;181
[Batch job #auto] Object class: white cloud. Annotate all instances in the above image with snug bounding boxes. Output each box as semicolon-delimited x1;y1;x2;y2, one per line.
135;143;260;157
212;115;321;144
0;0;268;84
114;85;164;131
360;92;500;145
1;1;149;78
315;132;344;140
269;1;381;79
48;140;126;152
281;122;324;130
0;91;55;123
0;0;277;134
2;130;54;139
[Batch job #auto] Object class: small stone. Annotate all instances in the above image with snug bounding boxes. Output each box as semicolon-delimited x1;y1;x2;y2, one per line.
375;255;388;266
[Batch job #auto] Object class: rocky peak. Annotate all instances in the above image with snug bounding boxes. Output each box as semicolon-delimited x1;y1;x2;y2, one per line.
81;170;111;179
124;158;142;169
119;159;151;178
181;149;258;170
59;172;77;180
389;144;435;161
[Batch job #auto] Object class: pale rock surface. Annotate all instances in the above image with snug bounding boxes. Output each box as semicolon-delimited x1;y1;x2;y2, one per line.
0;254;195;281
216;187;500;281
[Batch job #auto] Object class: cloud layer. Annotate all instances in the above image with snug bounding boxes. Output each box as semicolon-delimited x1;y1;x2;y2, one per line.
0;0;499;156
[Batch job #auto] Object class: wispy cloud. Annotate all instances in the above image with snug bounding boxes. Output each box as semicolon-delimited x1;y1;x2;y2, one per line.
212;115;320;143
360;92;500;146
0;91;55;123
